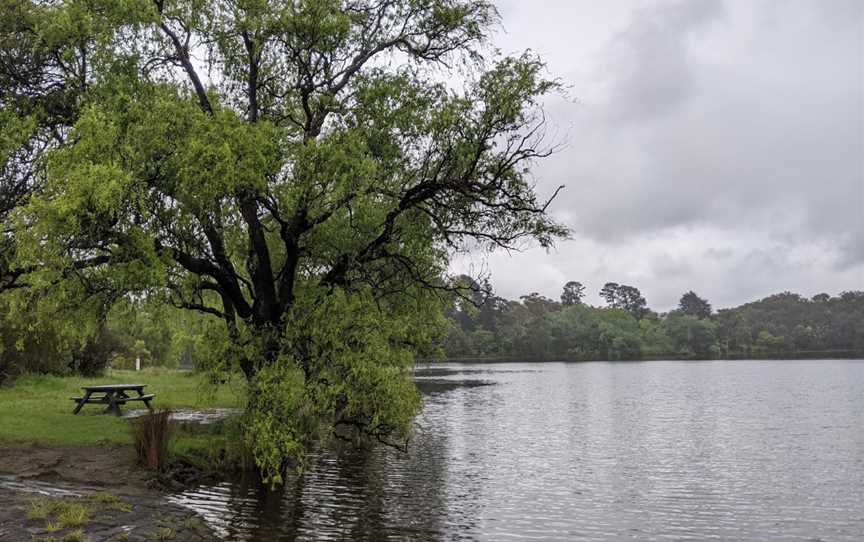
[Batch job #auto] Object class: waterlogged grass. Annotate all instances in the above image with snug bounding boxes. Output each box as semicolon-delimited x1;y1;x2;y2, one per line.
89;491;134;513
27;493;123;529
152;526;177;540
62;530;87;542
0;368;244;446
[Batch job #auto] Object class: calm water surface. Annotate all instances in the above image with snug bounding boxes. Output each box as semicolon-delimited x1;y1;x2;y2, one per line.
172;360;864;540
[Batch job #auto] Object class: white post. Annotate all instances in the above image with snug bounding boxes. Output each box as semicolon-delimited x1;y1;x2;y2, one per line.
135;356;141;371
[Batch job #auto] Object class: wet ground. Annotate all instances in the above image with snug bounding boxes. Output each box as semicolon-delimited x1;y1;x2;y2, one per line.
0;443;218;540
0;445;150;494
0;477;213;541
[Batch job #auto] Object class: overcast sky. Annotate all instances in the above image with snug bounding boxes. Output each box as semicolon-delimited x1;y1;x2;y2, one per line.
454;0;864;311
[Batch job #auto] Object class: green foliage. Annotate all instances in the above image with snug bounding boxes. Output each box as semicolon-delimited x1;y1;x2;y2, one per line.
665;314;717;358
753;330;786;357
595;308;643;360
169;414;253;475
677;291;712;319
0;287;115;381
599;282;650;320
3;0;566;480
28;497;90;529
105;298;222;369
243;285;439;482
560;281;586;306
0;289;218;381
444;283;864;361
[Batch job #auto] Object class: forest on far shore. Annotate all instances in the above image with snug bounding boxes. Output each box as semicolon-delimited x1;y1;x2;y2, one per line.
442;278;864;361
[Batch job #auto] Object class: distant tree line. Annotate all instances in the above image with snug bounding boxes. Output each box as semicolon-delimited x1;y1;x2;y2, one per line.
442;278;864;361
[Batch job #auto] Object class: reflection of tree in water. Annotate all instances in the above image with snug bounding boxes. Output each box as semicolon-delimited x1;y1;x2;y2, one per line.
379;414;452;539
180;377;504;541
436;382;496;536
207;402;453;540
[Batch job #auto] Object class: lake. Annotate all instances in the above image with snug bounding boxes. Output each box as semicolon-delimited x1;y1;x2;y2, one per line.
172;360;864;540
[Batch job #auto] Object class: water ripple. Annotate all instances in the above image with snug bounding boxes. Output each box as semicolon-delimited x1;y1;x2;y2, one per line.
172;360;864;541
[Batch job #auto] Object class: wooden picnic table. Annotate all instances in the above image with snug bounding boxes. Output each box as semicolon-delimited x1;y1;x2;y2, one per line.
71;384;156;416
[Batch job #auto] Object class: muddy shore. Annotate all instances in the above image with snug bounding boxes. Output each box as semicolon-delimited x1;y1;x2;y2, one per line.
0;445;217;541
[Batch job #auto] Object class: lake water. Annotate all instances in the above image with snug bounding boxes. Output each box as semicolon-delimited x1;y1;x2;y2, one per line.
172;360;864;541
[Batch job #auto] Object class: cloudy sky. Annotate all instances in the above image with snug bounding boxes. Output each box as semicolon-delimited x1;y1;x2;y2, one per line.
454;0;863;311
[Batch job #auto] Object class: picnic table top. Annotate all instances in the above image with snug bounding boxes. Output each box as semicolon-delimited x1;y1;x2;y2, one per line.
82;384;147;391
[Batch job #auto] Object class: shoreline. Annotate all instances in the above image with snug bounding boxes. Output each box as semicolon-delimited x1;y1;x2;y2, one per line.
0;445;217;541
421;355;864;364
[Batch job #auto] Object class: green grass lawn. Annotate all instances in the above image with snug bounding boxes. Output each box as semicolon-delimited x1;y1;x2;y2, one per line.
0;368;245;446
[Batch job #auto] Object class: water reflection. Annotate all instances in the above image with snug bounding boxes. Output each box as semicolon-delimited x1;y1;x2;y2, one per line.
171;360;864;541
170;416;454;540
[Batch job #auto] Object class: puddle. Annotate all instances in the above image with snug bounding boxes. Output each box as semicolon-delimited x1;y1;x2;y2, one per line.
0;475;93;497
122;408;241;424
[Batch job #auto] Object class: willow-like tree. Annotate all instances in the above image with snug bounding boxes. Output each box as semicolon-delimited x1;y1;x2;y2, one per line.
9;0;566;480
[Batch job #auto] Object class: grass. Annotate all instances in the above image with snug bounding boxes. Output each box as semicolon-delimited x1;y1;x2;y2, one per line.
28;497;90;529
164;414;253;474
152;527;176;540
56;502;90;529
181;516;207;532
26;492;212;541
0;368;244;447
90;492;134;513
62;530;87;542
27;493;141;541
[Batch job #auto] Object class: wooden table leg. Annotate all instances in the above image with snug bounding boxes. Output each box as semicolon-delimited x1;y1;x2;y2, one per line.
105;392;122;416
73;390;91;415
137;389;154;412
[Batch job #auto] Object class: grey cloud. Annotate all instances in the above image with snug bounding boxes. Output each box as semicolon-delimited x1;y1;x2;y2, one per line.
604;0;723;122
836;230;864;271
558;0;860;250
475;0;863;309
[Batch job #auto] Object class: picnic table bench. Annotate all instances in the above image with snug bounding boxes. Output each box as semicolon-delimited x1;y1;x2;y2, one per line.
71;384;155;416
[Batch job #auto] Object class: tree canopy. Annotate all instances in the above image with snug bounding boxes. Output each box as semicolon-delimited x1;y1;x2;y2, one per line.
599;282;649;319
1;0;566;481
677;291;711;319
560;280;585;306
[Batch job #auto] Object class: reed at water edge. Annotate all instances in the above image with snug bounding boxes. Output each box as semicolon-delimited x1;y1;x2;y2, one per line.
132;410;173;470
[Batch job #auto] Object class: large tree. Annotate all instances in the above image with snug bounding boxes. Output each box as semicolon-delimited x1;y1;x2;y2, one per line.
8;0;565;479
678;290;712;319
560;280;585;306
599;282;648;319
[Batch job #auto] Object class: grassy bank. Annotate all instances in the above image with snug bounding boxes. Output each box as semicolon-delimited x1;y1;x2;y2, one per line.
0;368;245;447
